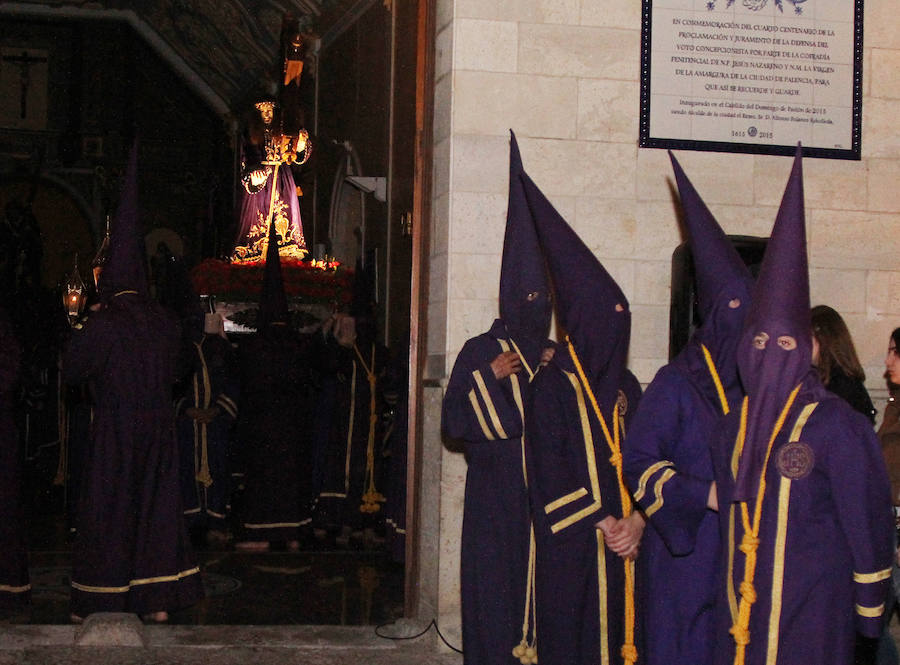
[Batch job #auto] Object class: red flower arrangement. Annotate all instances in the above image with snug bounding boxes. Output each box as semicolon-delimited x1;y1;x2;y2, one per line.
190;258;353;306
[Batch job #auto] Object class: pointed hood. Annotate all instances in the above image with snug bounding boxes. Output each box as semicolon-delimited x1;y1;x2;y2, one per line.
733;145;821;500
257;220;289;329
98;140;148;299
499;131;551;368
669;151;753;395
156;251;203;339
522;172;629;409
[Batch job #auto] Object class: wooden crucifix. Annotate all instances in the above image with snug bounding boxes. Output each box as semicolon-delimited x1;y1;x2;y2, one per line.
2;50;48;119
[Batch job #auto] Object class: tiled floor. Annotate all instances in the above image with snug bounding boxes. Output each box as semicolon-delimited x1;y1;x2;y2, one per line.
23;517;405;627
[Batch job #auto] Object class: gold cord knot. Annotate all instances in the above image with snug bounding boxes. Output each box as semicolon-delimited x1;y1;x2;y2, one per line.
729;624;751;646
621;643;638;663
738;582;757;604
738;533;760;555
609;451;623;467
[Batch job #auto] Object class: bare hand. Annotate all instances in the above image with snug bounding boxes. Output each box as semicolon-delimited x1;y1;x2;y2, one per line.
334;314;357;348
540;346;555;366
490;351;522;380
595;515;618;535
186;407;219;423
603;512;646;560
196;407;220;424
707;481;718;512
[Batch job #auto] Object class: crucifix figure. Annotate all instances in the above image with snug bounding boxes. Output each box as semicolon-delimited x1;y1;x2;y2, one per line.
2;50;48;119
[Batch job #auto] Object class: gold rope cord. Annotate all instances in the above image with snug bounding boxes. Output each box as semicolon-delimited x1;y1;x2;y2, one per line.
730;384;801;665
701;344;731;416
354;343;384;513
567;338;637;665
506;338;539;665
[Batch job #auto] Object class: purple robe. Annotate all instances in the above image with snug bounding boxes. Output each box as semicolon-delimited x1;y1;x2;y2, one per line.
711;388;893;665
526;345;642;665
63;293;203;616
623;360;726;665
236;325;316;541
443;320;540;665
0;309;27;613
314;338;389;532
176;334;239;531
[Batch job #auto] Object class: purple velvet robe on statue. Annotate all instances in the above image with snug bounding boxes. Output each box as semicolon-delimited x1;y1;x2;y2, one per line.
443;319;537;665
64;294;203;615
0;309;28;613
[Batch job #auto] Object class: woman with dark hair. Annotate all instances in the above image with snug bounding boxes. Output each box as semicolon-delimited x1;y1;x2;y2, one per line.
811;304;876;423
879;328;900;511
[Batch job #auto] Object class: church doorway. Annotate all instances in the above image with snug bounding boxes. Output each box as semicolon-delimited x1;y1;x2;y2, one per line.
0;0;435;630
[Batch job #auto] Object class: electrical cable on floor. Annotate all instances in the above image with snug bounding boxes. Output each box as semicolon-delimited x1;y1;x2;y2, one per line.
375;618;464;654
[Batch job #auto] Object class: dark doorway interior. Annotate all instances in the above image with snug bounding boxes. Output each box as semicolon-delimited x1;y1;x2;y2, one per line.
0;0;429;627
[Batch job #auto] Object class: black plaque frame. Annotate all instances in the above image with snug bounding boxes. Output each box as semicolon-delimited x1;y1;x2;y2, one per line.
639;0;864;160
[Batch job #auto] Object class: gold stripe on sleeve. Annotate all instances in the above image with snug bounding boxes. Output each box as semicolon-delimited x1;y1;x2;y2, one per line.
545;487;589;514
0;583;31;593
765;477;792;665
467;389;495;440
856;604;886;618
550;501;602;534
854;569;893;584
645;468;677;517
474;370;509;439
634;461;674;503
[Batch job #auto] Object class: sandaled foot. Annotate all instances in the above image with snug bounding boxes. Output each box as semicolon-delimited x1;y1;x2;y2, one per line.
70;613;84;624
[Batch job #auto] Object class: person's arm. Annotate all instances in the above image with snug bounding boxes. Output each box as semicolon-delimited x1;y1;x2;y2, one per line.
831;413;895;638
442;338;523;444
527;371;610;543
623;367;717;556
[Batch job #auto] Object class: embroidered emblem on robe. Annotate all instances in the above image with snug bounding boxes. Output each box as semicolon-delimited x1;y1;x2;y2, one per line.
776;441;814;479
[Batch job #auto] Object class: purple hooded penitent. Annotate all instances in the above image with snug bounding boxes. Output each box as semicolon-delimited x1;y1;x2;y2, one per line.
257;220;290;329
441;132;551;665
733;145;821;501
98;140;149;299
521;171;642;665
708;147;893;665
620;154;754;665
63;141;203;617
499;131;552;368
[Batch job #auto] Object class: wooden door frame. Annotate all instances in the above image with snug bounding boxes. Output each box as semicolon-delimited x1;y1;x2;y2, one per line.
403;0;435;618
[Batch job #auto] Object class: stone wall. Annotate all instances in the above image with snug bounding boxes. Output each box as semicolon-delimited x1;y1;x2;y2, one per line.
424;0;900;647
